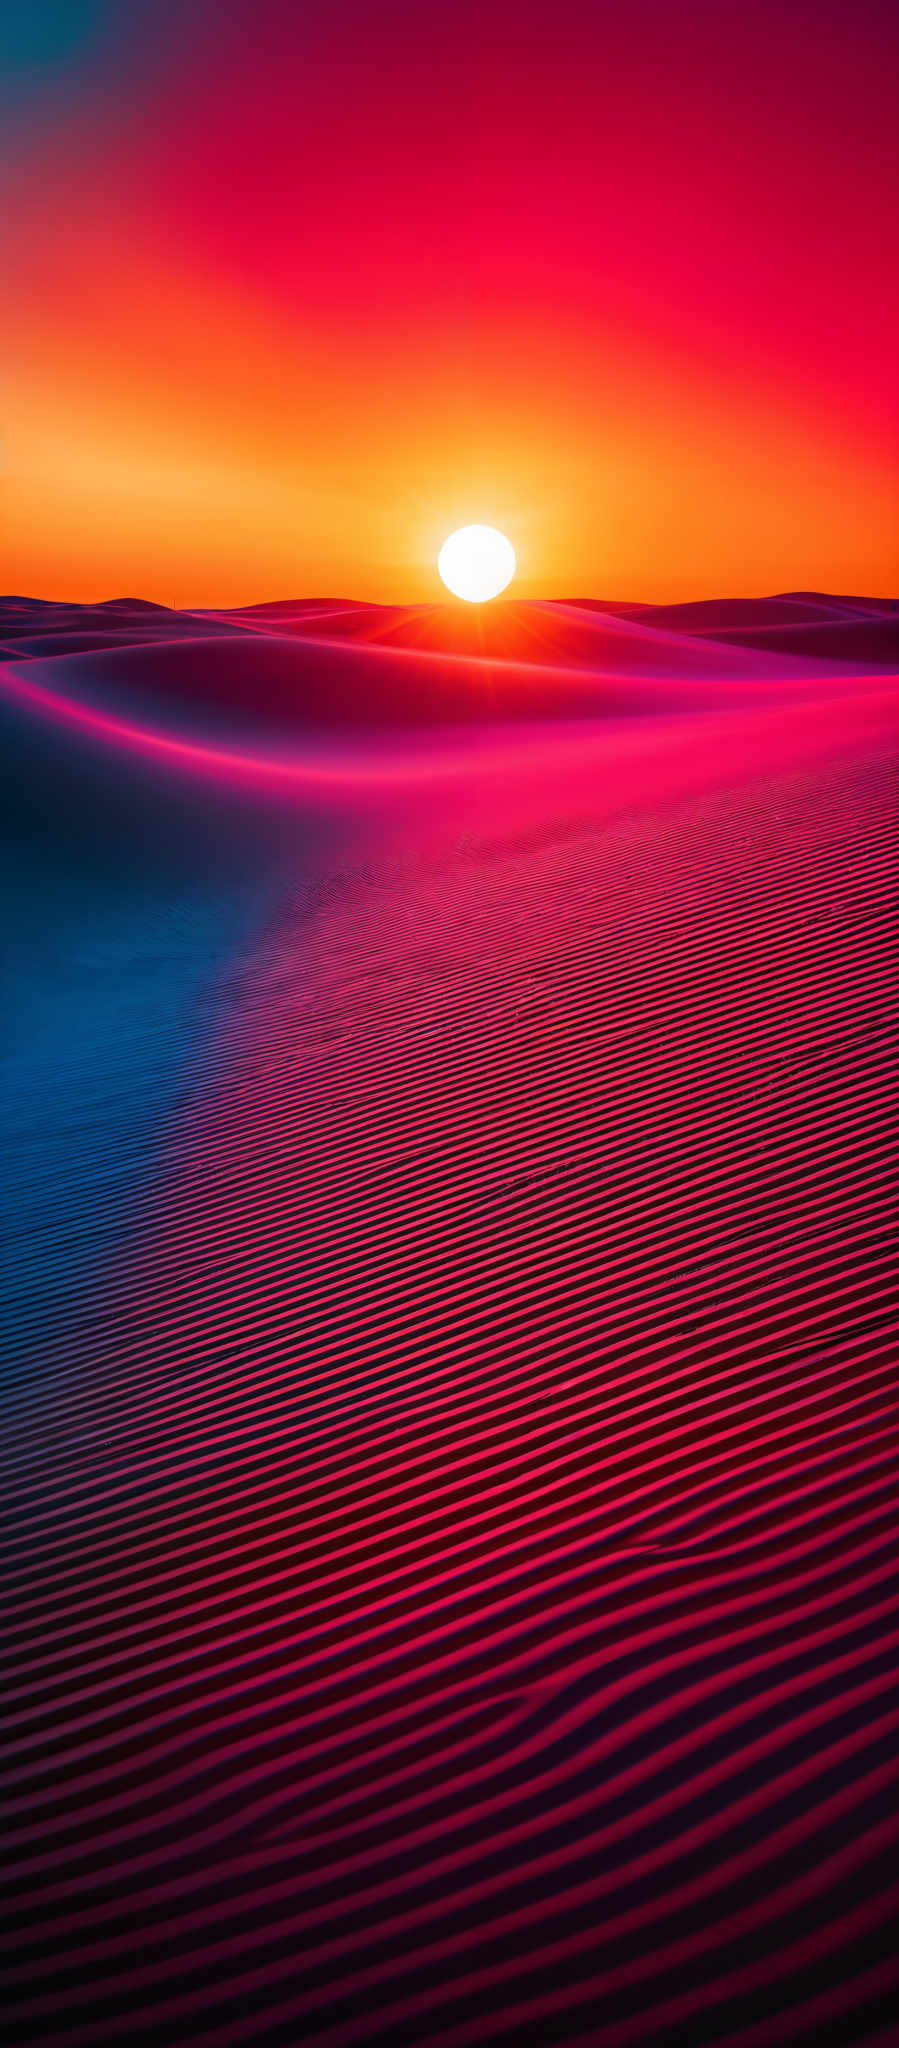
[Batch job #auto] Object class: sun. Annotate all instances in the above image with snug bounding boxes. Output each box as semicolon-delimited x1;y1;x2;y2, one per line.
438;525;516;603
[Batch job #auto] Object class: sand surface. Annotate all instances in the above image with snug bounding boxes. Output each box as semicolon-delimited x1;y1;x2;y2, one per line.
2;593;897;2045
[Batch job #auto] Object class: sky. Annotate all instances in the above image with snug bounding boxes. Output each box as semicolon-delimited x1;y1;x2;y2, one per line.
2;0;898;604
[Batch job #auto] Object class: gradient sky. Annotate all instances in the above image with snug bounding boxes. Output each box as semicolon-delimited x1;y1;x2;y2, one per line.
2;0;897;603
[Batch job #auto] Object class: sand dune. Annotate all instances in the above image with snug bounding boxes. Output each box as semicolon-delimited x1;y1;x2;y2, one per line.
1;594;897;2048
2;594;896;760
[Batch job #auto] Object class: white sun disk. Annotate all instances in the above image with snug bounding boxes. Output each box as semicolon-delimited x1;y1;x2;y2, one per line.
438;525;516;603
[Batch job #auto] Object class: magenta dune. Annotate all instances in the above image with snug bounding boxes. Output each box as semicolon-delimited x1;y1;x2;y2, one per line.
1;592;898;2045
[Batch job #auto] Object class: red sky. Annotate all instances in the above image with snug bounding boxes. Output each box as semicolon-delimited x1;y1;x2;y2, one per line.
3;0;897;603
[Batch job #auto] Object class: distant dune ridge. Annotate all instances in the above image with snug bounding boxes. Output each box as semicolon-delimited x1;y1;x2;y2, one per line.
1;591;898;2048
1;590;897;755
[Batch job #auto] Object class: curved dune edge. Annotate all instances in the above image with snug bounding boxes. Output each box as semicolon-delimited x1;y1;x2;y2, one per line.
2;655;897;801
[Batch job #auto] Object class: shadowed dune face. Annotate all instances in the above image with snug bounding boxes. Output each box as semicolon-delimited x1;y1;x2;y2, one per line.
2;592;899;2048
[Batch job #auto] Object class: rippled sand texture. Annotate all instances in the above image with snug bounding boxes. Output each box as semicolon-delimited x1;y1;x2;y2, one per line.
2;592;898;2046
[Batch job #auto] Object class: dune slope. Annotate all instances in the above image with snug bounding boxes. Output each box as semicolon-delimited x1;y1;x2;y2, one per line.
1;594;897;2047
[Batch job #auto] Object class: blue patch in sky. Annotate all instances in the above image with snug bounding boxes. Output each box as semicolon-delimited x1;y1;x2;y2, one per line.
1;1;111;77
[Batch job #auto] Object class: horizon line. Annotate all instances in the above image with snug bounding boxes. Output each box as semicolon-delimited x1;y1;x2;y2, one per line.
3;587;898;613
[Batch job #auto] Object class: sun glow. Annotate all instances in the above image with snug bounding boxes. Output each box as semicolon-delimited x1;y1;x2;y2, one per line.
438;525;516;603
